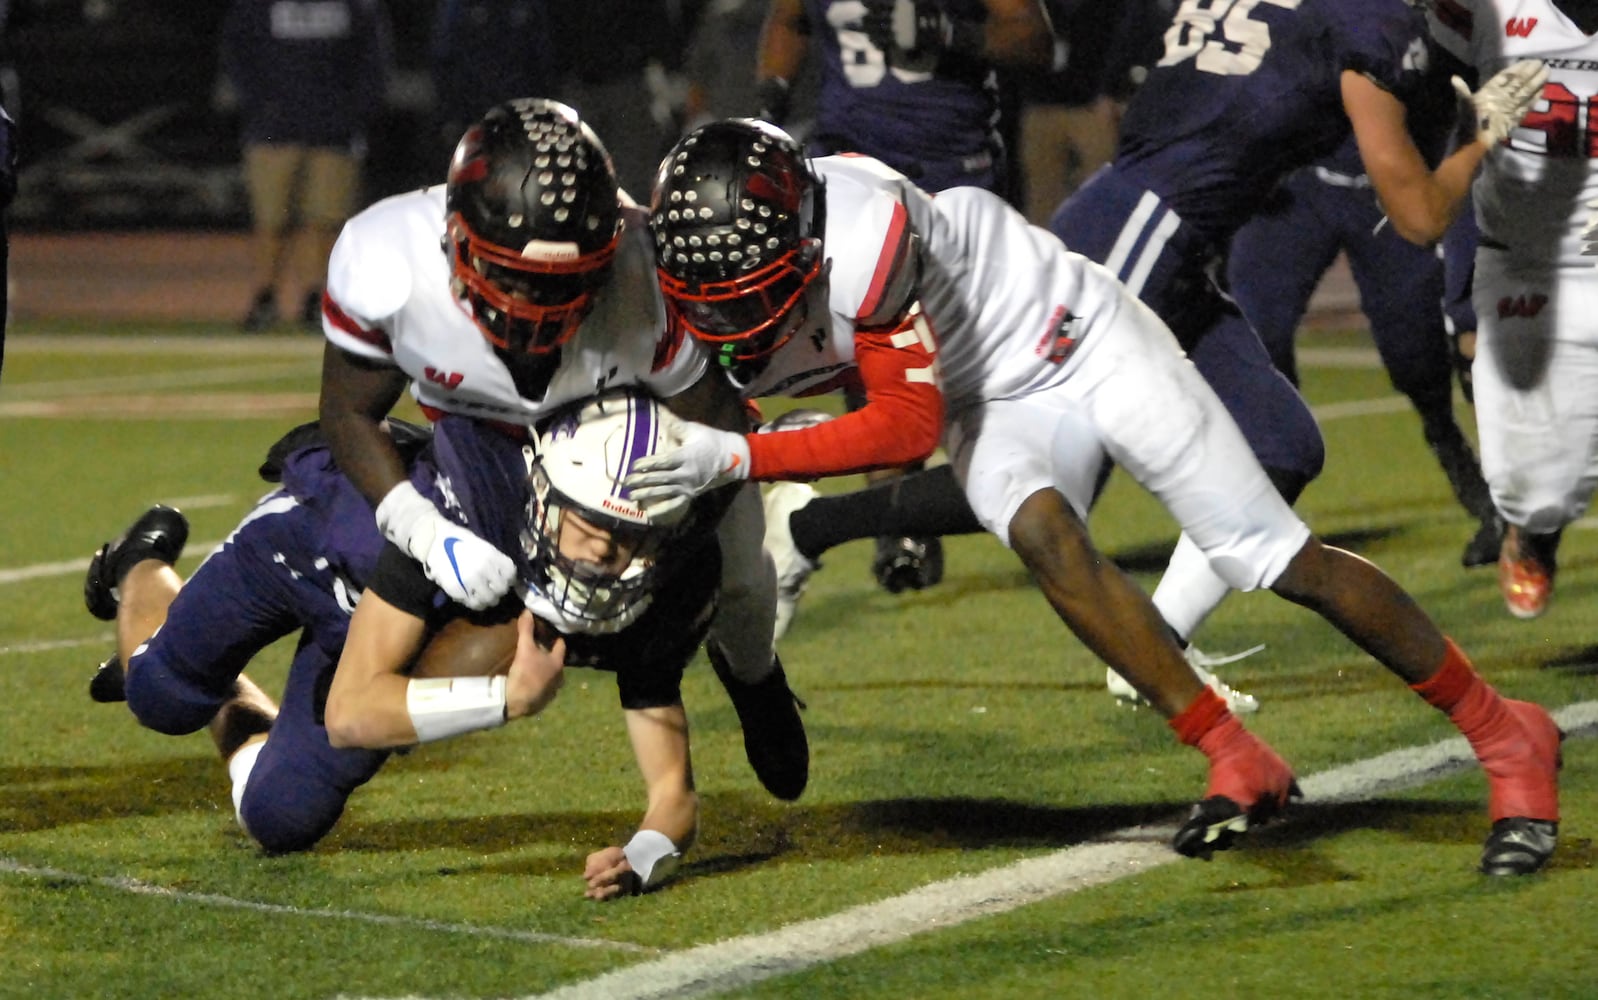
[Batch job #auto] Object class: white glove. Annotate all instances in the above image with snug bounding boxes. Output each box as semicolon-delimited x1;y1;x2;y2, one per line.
376;481;517;610
1583;198;1598;257
1452;59;1548;148
623;421;751;503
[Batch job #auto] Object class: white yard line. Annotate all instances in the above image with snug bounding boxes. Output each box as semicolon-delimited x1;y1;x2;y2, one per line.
0;537;227;587
483;701;1598;1000
0;858;655;955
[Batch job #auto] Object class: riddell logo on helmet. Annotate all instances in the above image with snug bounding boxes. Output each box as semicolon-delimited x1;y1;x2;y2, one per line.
521;239;582;262
600;495;644;520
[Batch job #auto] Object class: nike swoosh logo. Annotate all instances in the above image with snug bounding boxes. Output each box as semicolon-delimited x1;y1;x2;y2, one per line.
723;454;742;473
442;536;468;589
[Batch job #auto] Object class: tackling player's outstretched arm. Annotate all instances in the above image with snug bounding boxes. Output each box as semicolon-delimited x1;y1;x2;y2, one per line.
318;342;411;506
319;343;517;610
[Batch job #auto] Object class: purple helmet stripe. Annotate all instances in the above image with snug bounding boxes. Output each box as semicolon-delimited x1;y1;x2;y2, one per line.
618;394;654;501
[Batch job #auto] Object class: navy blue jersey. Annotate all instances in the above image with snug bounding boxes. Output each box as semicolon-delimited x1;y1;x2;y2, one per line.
804;0;1004;191
288;415;717;707
1114;0;1434;241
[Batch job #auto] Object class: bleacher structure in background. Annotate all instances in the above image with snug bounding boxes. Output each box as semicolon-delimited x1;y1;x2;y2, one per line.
7;0;439;231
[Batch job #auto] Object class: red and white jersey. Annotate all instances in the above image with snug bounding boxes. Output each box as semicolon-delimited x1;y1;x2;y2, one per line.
1431;0;1598;262
744;154;1128;481
322;185;707;425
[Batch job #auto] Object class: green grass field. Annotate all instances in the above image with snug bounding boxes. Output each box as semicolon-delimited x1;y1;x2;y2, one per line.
1;325;1594;999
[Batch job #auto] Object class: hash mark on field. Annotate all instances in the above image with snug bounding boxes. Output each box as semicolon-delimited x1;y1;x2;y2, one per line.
0;858;657;955
0;538;226;586
415;702;1594;1000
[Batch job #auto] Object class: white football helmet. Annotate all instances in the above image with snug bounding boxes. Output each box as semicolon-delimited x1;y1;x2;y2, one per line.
523;389;689;634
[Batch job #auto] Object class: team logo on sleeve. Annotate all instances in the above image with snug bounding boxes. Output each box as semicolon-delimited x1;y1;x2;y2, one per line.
1035;306;1081;365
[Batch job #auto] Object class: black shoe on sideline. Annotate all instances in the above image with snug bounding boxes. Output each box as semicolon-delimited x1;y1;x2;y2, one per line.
241;288;279;332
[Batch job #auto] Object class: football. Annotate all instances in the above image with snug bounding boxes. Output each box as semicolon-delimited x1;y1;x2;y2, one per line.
412;616;517;678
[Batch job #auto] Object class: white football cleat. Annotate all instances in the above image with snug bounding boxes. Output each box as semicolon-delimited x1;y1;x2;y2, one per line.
1106;643;1263;715
764;482;821;642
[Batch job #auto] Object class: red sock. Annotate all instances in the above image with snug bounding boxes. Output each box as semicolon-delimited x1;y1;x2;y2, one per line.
1411;638;1560;821
1169;687;1292;806
1409;638;1511;744
1169;686;1230;748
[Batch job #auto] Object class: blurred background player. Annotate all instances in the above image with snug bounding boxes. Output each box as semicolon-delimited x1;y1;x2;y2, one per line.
1014;0;1160;225
755;0;1059;595
82;391;729;897
1429;0;1598;621
1228;141;1502;569
221;0;392;332
1045;0;1544;699
313;98;806;797
429;0;559;166
0;0;21;383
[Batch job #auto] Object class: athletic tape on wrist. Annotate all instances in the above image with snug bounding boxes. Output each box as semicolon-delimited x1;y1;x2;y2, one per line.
621;829;682;891
406;676;508;743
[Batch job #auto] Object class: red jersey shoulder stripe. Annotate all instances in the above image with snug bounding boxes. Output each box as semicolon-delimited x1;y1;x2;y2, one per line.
322;291;393;354
857;201;909;321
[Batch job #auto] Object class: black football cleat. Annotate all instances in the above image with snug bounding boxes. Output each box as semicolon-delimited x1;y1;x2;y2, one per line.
89;653;127;703
1480;818;1558;876
708;644;809;801
1172;781;1300;861
872;535;945;594
84;505;190;621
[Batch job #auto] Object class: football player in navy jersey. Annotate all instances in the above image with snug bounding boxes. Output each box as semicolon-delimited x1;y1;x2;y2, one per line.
756;0;1059;594
81;390;748;899
1228;141;1500;571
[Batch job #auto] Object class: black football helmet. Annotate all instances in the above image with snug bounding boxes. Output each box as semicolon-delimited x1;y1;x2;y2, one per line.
445;98;622;358
650;118;826;384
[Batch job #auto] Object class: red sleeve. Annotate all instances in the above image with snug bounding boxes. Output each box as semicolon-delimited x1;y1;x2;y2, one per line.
745;312;943;480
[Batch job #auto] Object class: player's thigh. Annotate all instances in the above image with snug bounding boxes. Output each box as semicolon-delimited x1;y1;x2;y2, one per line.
1227;177;1339;369
1473;252;1598;526
1084;314;1308;591
301;148;362;226
946;394;1106;549
243;143;305;228
1349;230;1450;392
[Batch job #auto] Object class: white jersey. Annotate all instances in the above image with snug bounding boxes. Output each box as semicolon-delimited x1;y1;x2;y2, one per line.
322;185;708;424
1430;0;1598;262
744;155;1125;411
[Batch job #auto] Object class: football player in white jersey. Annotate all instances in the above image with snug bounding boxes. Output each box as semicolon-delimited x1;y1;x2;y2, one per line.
312;99;807;801
1430;0;1598;619
628;119;1563;874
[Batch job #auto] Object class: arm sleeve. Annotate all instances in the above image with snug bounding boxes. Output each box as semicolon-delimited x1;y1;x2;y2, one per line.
367;542;439;619
744;317;944;480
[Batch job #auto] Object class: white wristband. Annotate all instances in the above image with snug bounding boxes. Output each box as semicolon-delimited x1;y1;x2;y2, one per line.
405;676;507;743
621;829;682;891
